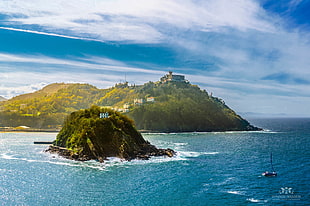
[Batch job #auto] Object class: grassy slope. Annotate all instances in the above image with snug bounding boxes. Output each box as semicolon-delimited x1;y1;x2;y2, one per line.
0;81;257;131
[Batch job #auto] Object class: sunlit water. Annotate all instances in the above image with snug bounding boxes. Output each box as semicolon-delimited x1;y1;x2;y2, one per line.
0;118;309;205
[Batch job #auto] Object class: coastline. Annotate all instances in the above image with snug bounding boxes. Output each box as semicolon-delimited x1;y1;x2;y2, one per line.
0;128;60;133
0;128;262;133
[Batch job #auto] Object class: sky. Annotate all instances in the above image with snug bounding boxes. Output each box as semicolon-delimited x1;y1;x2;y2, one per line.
0;0;309;117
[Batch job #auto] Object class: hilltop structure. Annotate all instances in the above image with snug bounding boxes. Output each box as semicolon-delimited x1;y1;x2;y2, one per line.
160;71;187;83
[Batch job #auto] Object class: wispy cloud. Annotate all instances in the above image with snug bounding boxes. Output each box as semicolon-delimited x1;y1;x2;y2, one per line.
0;26;102;42
0;53;166;98
0;0;276;43
0;53;165;75
288;0;304;12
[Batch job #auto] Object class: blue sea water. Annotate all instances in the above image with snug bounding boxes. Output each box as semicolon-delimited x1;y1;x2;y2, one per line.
0;118;309;205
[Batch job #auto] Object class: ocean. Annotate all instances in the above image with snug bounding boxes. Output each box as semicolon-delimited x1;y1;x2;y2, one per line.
0;118;309;205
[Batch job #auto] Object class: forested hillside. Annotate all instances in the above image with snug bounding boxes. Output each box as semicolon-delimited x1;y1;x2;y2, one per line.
126;81;256;132
0;77;259;132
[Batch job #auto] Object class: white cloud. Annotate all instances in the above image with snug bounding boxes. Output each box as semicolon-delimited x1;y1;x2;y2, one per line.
0;81;48;99
288;0;303;12
0;53;165;98
1;0;310;116
0;26;101;42
186;72;310;117
0;53;165;75
0;0;276;42
0;69;162;99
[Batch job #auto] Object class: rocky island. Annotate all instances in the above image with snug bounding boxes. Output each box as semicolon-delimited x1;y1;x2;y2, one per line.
46;105;175;161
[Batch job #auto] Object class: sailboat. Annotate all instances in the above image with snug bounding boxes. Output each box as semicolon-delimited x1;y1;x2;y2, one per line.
262;152;277;177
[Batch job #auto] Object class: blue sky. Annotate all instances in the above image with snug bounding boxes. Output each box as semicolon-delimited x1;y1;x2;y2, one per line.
0;0;309;117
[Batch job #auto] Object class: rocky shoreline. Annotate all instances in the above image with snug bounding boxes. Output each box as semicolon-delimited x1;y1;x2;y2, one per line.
45;143;175;162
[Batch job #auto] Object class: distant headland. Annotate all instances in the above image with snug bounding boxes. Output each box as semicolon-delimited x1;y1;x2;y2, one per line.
0;71;261;132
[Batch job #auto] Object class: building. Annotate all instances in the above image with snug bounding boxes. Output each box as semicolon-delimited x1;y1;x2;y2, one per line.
146;97;155;102
134;98;145;105
160;71;186;83
123;103;131;112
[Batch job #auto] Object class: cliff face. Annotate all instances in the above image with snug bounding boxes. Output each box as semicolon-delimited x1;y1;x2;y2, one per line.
47;105;174;161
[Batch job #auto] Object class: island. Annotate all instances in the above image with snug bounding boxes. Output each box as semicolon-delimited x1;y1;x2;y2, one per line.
45;105;175;161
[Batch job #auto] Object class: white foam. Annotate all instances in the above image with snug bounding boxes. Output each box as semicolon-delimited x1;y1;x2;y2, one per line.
214;177;235;186
43;152;181;170
227;191;243;195
0;153;19;160
211;130;279;134
40;148;219;170
48;161;106;170
174;142;188;146
178;151;218;158
205;152;219;155
246;198;267;203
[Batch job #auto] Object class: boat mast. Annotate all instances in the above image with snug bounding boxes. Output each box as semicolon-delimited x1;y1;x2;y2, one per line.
270;152;275;172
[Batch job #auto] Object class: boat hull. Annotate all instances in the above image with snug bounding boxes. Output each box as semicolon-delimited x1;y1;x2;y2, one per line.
262;172;277;177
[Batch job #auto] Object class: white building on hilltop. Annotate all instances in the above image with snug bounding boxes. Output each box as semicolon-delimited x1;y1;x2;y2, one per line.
160;71;186;83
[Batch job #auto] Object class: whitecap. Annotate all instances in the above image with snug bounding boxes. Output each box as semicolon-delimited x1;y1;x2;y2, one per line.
227;191;243;195
178;151;218;158
246;198;267;203
213;177;235;186
47;159;106;170
211;130;279;134
174;142;188;146
43;152;183;171
204;152;219;155
0;153;19;160
42;149;219;171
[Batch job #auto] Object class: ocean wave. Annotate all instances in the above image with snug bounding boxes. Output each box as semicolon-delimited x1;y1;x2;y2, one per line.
246;198;268;203
43;153;183;171
42;150;210;170
211;130;280;134
173;142;189;151
178;151;219;158
2;148;220;171
0;153;19;160
0;153;46;163
226;190;244;195
213;177;235;186
54;150;218;169
48;160;106;170
0;152;104;170
174;142;188;146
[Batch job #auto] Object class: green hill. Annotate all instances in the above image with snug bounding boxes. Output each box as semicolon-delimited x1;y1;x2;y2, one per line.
0;73;259;132
46;106;174;161
9;83;71;101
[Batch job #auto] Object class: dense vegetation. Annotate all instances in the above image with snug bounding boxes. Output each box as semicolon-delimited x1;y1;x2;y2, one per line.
0;83;108;128
0;79;259;132
127;81;256;132
50;105;174;160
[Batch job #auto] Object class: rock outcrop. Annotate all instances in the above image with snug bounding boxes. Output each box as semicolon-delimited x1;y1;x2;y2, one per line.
46;106;175;161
